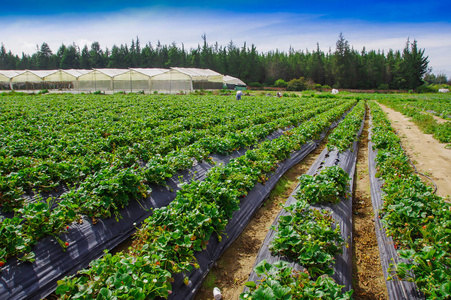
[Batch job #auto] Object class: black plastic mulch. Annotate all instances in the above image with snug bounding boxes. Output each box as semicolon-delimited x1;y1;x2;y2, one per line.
242;111;365;295
367;115;423;300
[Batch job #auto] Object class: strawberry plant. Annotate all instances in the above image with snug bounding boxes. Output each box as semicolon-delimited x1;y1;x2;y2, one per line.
55;99;356;299
295;166;350;204
369;100;451;299
240;260;353;300
270;200;344;277
327;100;365;152
1;95;346;263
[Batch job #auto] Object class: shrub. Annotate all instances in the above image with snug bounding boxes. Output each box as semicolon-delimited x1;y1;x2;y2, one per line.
248;82;263;88
314;93;337;99
416;84;436;93
322;85;331;89
286;77;314;91
274;79;288;88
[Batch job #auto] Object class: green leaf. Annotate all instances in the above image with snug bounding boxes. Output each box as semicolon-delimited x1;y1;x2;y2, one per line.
441;282;451;296
99;287;112;299
55;284;69;295
253;287;275;300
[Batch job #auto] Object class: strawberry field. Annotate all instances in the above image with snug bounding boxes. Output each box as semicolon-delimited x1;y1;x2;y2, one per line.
0;92;450;299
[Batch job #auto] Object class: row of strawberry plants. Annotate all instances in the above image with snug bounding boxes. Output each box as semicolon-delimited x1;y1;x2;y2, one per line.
327;100;366;152
1;95;334;211
269;183;346;277
242;168;352;300
54;100;356;299
0;96;300;202
241;110;359;298
141;99;345;184
369;100;451;299
0;97;343;264
241;101;367;299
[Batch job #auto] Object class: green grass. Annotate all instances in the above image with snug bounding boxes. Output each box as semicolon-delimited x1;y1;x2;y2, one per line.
203;273;217;289
269;175;294;199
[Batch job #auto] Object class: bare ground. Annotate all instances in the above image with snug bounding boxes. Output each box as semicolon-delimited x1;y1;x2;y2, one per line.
377;103;451;199
351;106;388;299
43;100;451;300
194;141;328;300
195;104;428;300
430;114;450;124
194;108;390;299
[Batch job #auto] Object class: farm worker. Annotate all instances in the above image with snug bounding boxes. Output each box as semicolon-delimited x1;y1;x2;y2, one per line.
276;92;282;98
236;90;244;100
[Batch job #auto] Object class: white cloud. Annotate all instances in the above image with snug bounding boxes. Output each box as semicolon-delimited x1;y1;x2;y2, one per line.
1;8;450;77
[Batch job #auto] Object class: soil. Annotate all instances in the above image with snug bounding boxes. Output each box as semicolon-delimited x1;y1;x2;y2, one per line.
377;103;451;199
194;141;328;300
351;107;388;299
193;106;389;299
430;113;449;124
47;100;451;300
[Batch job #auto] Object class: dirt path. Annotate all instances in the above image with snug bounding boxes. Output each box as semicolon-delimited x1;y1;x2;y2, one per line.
194;142;327;300
430;114;449;124
377;103;451;199
352;106;388;299
194;101;451;299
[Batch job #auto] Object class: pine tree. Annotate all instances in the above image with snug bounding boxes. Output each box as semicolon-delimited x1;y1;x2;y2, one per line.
80;45;91;69
89;42;104;68
401;39;429;89
60;44;80;69
37;43;53;69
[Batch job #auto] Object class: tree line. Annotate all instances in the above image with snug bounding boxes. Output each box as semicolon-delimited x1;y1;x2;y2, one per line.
0;34;429;90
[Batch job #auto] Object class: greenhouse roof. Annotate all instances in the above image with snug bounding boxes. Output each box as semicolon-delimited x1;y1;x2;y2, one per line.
94;68;129;77
224;75;246;86
27;70;59;79
171;67;222;77
132;68;170;77
0;70;26;79
63;69;93;78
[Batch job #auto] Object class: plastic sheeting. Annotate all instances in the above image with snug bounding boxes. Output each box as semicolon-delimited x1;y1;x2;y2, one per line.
0;106;353;300
242;110;365;294
170;142;317;300
0;121;309;300
367;116;423;300
0;145;252;300
171;110;358;299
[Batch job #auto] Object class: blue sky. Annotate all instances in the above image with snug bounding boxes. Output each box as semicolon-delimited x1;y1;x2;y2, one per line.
1;0;450;77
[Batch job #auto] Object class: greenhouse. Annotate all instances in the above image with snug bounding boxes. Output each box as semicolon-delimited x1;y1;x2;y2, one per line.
76;68;129;92
0;68;243;93
0;70;25;90
51;69;92;90
223;75;247;90
172;67;224;90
